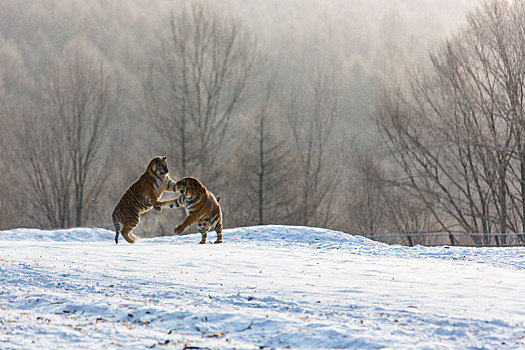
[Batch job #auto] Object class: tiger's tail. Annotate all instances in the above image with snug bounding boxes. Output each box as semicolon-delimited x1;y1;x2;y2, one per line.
112;212;121;244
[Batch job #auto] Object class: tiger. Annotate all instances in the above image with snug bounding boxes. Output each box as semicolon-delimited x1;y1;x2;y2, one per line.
154;176;223;244
111;156;177;244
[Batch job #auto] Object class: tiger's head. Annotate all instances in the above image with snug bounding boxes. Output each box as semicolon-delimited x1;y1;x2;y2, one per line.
176;177;206;198
147;156;169;177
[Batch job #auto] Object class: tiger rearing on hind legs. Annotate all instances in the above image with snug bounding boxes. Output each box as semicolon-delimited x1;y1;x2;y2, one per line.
111;156;177;244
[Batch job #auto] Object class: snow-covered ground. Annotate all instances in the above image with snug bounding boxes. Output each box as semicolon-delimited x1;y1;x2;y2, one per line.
0;225;524;349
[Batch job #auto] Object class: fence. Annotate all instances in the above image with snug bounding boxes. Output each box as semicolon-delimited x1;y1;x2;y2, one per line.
367;232;525;247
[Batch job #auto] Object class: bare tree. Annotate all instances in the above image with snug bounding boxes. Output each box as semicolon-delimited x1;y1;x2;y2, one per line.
472;0;525;243
0;41;34;228
376;0;525;245
3;46;116;228
345;145;387;236
0;35;33;97
343;142;438;244
284;69;341;227
144;3;257;180
229;85;295;226
48;49;115;226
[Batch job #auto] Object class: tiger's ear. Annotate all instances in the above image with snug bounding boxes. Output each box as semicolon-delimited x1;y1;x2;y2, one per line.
162;156;167;161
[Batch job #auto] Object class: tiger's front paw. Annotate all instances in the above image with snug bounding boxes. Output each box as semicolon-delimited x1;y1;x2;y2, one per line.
174;225;185;235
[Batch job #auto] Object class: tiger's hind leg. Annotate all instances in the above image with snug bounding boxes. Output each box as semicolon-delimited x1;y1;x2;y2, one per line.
112;213;122;244
120;215;140;244
197;221;211;244
214;221;223;244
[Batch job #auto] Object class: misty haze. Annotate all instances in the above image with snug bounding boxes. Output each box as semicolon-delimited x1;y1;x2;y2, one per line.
2;1;525;349
1;0;498;244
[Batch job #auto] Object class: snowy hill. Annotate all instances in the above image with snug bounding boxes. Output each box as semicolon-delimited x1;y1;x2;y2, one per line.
0;225;524;349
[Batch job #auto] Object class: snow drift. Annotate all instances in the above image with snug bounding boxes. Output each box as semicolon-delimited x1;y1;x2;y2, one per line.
0;225;524;349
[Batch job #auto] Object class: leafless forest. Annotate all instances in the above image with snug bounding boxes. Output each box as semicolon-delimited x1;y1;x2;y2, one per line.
3;0;523;246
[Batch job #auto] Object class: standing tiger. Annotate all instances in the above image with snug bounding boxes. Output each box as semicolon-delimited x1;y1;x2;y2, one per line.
112;156;177;244
154;176;223;244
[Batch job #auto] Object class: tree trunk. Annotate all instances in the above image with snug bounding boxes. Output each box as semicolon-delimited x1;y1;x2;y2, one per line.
258;115;264;225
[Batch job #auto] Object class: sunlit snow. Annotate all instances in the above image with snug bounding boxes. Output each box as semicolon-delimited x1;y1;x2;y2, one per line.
1;225;524;349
